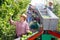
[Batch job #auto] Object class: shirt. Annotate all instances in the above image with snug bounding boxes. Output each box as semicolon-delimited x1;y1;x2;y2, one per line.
48;6;53;11
10;19;30;37
27;10;33;23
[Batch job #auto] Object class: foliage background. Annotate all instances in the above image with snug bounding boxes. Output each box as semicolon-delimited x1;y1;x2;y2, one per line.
53;1;60;31
0;0;30;40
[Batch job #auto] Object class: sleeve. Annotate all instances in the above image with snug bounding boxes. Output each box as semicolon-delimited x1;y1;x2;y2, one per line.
25;23;30;32
10;18;17;26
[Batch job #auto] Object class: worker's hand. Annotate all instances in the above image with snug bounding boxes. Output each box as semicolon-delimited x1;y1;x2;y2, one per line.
27;30;32;35
26;30;29;33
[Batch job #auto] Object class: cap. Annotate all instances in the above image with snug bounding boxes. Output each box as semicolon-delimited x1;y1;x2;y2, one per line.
22;14;27;18
49;1;53;4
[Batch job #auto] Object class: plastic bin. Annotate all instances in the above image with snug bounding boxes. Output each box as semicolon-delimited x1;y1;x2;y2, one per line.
37;8;59;30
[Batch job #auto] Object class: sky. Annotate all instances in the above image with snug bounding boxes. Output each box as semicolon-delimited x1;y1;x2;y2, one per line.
30;0;53;6
31;0;46;5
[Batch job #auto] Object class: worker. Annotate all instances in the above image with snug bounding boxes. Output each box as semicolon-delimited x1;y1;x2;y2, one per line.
27;5;35;23
10;14;30;37
27;4;40;24
29;20;40;32
48;2;53;11
32;8;40;24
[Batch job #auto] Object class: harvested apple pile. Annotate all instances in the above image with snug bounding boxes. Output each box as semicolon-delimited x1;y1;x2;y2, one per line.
42;15;50;18
20;31;32;40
